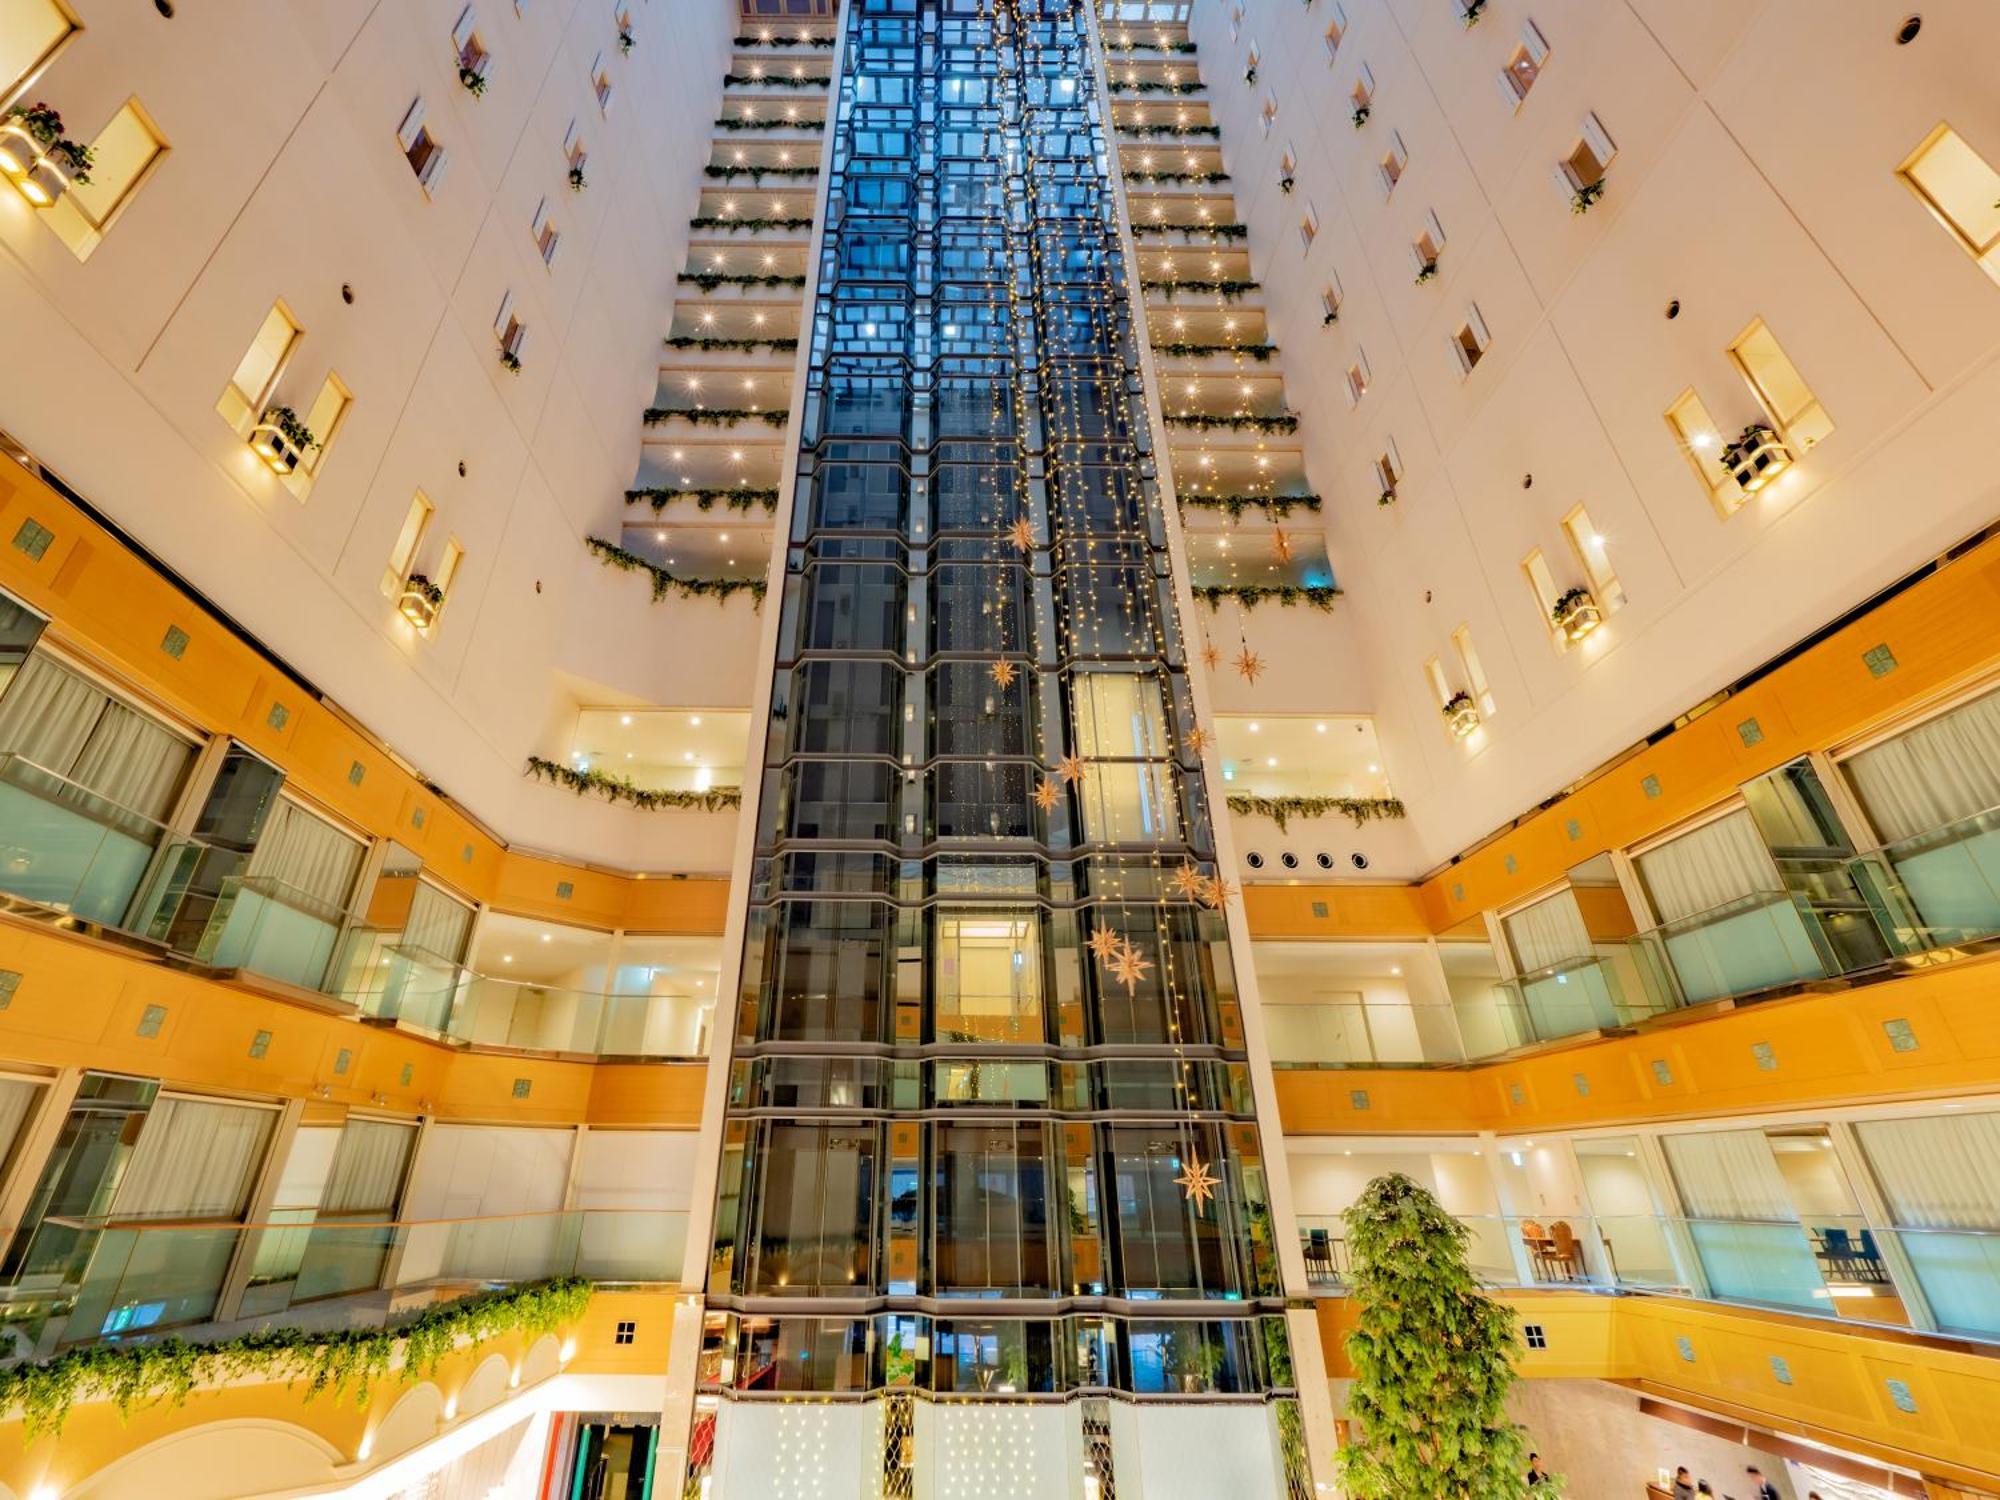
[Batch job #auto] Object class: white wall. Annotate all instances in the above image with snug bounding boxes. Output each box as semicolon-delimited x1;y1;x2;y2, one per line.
0;0;740;870
1190;0;2000;868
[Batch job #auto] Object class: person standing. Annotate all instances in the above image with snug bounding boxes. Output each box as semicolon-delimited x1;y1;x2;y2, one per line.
1526;1452;1549;1486
1747;1466;1782;1500
1672;1466;1697;1500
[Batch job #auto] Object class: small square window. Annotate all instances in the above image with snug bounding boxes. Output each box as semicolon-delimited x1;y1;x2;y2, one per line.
614;1319;637;1345
593;54;616;112
1351;61;1375;112
1499;21;1549;105
1345;359;1368;405
397;100;450;194
1373;445;1400;502
1555;111;1616;203
1320;276;1342;325
1522;1324;1547;1350
1898;123;2000;281
532;197;562;267
1379;131;1407;196
1323;3;1347;61
1298;202;1319;250
1412;209;1446;280
1451;304;1491;374
11;518;54;560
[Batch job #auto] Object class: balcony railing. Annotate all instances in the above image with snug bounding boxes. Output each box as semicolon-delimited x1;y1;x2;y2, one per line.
0;753;180;931
0;1207;686;1361
1851;805;2000;952
1626;888;1846;1006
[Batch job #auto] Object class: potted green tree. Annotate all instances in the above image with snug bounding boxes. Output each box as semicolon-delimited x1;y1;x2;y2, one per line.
250;406;320;475
1337;1173;1553;1498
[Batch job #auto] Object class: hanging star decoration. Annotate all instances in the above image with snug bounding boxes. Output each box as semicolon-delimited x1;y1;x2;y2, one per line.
1109;937;1154;995
1198;874;1237;909
1200;640;1222;671
1234;644;1265;683
1271;526;1294;562
1006;517;1036;552
1033;775;1062;812
1086;925;1125;963
1182;724;1213;757
1170;862;1209;900
989;658;1018;688
1174;1153;1220;1210
1056;752;1089;785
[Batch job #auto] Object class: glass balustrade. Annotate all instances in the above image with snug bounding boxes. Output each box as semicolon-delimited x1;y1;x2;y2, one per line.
192;874;349;990
1628;890;1842;1005
0;753;177;930
1852;809;2000;951
1888;1224;2000;1338
1497;955;1637;1042
1264;997;1469;1068
0;1208;688;1358
1592;1214;1687;1292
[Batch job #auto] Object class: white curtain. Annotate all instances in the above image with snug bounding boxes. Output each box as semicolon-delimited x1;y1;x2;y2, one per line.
1846;688;2000;843
0;654;192;819
113;1096;278;1220
406;881;474;962
1502;890;1591;972
0;1078;40;1168
1854;1113;2000;1230
248;799;365;912
321;1119;418;1216
1662;1129;1797;1221
1635;809;1781;924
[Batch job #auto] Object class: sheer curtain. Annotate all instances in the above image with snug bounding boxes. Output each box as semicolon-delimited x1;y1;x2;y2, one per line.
406;881;474;962
113;1097;278;1220
1854;1113;2000;1229
321;1119;418;1215
247;799;365;912
1662;1130;1796;1220
1635;809;1781;924
1845;688;2000;843
0;655;192;819
0;1077;40;1169
1502;890;1591;971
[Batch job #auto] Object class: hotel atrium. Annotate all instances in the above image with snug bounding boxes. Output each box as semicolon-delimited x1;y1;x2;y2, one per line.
0;0;1997;1495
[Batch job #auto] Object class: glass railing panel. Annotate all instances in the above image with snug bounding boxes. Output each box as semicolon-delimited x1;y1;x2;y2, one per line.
1294;1215;1348;1288
596;992;709;1058
451;977;603;1053
0;753;170;928
1456;1216;1528;1286
64;1221;243;1341
1857;810;2000;950
1891;1226;2000;1338
1264;999;1466;1067
1800;1212;1908;1323
576;1210;689;1282
1505;956;1625;1041
1449;982;1533;1059
1680;1217;1829;1311
1594;1214;1687;1291
1636;891;1834;1004
199;875;348;990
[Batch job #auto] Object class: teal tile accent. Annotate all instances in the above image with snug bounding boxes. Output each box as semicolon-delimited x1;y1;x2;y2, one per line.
1650;1058;1675;1086
1676;1337;1696;1363
1450;882;1465;903
556;880;575;900
1572;1072;1590;1097
137;1004;168;1038
1770;1356;1792;1385
1310;901;1329;918
248;1030;272;1058
0;970;18;1009
1641;774;1662;799
11;518;54;560
512;1077;533;1099
1508;1082;1525;1105
1885;1378;1917;1413
1348;1089;1370;1110
1863;643;1898;678
1883;1018;1919;1052
161;625;190;659
1737;718;1763;747
266;702;290;730
412;807;427;829
1751;1041;1777;1071
400;1062;415;1086
348;761;367;786
462;843;475;863
1565;818;1582;841
334;1047;353;1075
1503;853;1518;874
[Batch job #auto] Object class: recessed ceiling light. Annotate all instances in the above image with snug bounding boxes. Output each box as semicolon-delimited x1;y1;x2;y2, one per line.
621;714;633;726
690;715;702;726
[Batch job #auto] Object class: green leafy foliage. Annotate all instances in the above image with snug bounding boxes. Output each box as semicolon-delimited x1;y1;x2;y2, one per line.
641;407;790;428
1225;794;1406;830
722;73;830;87
1165;412;1298;433
712;117;827;131
1179;493;1321;519
1154;342;1278;361
1140;278;1260;300
1132;222;1249;239
702;164;821;180
678;272;808;293
663;336;800;354
526;756;743;811
1119;122;1220;138
1338;1176;1550;1499
687;216;816;233
1124;169;1231;184
0;1278;591;1440
624;487;781;512
585;537;768;606
1191;583;1337;611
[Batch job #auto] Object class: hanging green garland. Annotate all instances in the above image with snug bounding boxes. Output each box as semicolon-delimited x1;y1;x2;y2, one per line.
642;407;789;428
1166;412;1299;433
662;336;800;354
1104;38;1199;52
731;33;837;46
0;1278;592;1440
1180;493;1322;519
1225;794;1406;831
586;537;768;605
1109;80;1205;94
1132;222;1249;239
679;272;808;292
702;164;821;181
527;757;743;811
687;216;816;233
1192;583;1338;611
722;73;830;87
1119;122;1221;138
1153;342;1279;361
1123;169;1231;184
625;487;781;512
711;119;827;131
1140;278;1260;300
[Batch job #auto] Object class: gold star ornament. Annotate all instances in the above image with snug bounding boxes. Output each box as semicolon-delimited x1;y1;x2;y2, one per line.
1182;725;1213;757
1109;938;1153;994
1271;526;1294;562
1198;874;1237;909
1200;641;1222;671
1234;646;1265;683
1033;776;1062;812
1086;926;1125;963
1006;517;1036;552
1174;1154;1219;1210
989;659;1019;688
1170;862;1208;900
1056;753;1089;785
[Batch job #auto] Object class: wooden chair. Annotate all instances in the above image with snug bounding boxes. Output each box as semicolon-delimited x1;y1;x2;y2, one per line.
1548;1219;1584;1281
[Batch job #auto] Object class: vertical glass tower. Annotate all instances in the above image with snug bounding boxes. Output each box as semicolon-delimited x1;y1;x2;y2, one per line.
687;1;1310;1493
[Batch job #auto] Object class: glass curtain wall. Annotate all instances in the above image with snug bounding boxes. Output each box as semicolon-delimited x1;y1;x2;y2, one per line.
693;0;1299;1492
